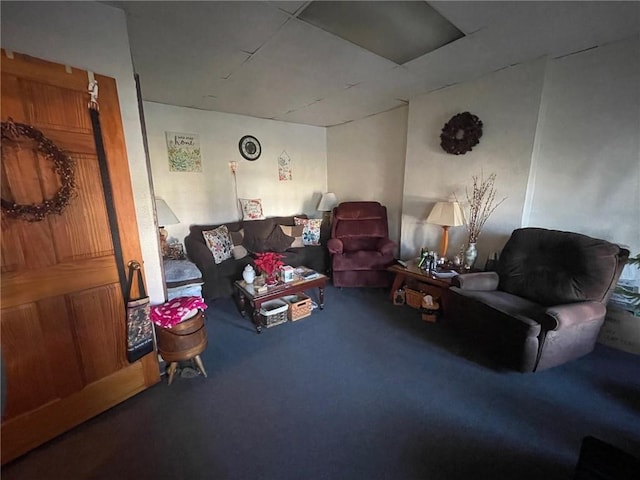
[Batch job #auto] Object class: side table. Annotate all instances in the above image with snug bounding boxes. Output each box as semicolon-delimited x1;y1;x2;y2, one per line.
387;261;457;318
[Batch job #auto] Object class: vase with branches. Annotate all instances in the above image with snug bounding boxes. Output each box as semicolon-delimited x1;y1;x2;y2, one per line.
455;171;506;267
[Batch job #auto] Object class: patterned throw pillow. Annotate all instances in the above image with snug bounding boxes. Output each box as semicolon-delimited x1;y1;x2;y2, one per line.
280;225;304;248
202;225;233;264
239;198;265;220
294;217;322;246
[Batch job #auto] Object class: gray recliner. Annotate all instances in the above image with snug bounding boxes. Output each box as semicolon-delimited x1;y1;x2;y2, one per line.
447;228;629;372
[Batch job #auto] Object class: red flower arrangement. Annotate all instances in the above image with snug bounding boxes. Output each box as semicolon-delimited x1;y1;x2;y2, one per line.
253;252;284;284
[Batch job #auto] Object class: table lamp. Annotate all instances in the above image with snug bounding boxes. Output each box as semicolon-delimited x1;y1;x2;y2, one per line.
317;192;338;241
155;197;180;256
426;201;464;258
317;192;338;213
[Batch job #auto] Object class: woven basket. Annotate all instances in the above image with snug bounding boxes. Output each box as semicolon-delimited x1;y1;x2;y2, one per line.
283;294;312;321
405;288;423;309
259;299;289;328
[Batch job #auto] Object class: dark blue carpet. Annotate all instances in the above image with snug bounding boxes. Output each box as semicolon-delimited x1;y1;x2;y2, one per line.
3;286;639;479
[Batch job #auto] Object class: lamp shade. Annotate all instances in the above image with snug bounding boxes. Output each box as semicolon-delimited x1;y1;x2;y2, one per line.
426;201;464;227
317;192;338;212
155;198;179;226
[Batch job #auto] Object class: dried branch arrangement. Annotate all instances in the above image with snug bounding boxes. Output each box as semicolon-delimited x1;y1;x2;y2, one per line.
457;172;506;244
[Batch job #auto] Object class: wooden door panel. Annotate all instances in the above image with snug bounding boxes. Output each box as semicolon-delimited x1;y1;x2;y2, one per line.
1;50;159;463
1;304;59;418
50;154;113;261
37;296;85;398
0;218;57;272
70;284;127;382
1;360;149;464
0;73;28;123
25;81;91;133
0;219;26;272
1;256;120;309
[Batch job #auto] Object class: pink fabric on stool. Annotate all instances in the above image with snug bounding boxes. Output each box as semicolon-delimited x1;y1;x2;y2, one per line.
151;296;208;328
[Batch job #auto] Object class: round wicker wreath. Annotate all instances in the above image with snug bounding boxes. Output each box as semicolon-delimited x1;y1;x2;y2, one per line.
440;112;483;155
1;119;76;222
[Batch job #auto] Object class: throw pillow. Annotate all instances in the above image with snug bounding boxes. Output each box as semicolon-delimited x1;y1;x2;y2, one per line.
264;224;295;252
242;219;276;253
294;217;322;246
230;228;244;246
239;198;265;220
280;225;304;248
232;245;248;260
202;225;233;264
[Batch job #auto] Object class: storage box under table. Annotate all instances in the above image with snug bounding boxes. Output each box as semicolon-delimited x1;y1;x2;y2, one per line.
283;293;312;321
404;288;423;309
259;299;289;328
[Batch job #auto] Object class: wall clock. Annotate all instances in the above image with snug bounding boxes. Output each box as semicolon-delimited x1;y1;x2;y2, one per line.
239;135;261;161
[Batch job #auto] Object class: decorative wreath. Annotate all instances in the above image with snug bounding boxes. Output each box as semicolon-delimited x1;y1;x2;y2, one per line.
440;112;483;155
1;119;76;222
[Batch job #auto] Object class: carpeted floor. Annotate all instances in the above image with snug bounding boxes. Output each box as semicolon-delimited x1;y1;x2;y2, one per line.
2;285;640;480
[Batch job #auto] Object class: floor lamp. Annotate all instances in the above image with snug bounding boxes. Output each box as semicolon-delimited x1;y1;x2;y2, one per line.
426;201;464;259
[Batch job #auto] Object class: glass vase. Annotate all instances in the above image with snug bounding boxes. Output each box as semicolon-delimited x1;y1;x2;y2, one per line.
464;243;478;270
265;272;278;286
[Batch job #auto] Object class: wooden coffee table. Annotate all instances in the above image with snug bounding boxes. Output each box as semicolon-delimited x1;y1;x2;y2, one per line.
388;260;460;316
234;270;327;333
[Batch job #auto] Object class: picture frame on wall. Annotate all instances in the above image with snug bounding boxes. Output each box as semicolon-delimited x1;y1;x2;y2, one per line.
166;132;202;172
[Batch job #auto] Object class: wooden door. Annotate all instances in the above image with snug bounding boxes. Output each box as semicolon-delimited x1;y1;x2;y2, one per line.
0;51;159;464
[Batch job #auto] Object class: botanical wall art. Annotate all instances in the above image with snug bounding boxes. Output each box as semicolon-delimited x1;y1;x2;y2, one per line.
166;132;202;172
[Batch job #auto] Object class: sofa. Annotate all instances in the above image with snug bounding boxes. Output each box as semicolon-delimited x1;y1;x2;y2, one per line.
185;215;328;301
328;201;396;288
447;228;629;372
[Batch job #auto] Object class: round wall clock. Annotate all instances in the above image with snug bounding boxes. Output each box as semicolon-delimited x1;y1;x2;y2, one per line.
239;135;261;161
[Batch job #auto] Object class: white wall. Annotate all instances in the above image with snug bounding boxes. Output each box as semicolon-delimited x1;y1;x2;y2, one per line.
402;59;546;263
326;106;408;252
401;36;640;265
1;1;165;303
144;102;327;244
524;36;640;254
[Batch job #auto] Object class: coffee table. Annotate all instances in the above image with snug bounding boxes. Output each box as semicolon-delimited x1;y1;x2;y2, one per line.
234;269;328;333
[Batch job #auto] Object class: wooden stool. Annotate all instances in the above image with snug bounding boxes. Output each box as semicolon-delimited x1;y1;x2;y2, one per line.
155;310;207;385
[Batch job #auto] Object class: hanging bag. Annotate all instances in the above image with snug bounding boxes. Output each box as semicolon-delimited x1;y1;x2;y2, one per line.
125;261;154;363
87;79;153;363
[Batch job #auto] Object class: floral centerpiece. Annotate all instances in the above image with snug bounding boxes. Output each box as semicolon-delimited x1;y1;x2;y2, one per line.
455;171;506;267
253;252;284;285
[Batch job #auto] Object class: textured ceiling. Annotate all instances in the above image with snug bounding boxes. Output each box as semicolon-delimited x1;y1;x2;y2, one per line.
108;1;640;127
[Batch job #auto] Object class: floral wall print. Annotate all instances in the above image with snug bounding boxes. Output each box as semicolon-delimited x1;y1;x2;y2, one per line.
166;132;202;172
278;150;292;181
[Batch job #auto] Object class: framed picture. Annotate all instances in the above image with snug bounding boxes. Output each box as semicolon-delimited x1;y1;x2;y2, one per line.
166;132;202;172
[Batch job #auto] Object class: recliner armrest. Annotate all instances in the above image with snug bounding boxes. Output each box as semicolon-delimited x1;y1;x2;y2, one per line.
376;238;395;255
327;238;343;255
452;272;499;291
543;302;606;331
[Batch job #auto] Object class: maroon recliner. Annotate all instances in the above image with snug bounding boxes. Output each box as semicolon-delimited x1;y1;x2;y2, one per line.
327;202;396;288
